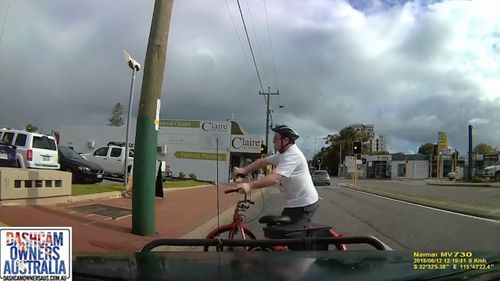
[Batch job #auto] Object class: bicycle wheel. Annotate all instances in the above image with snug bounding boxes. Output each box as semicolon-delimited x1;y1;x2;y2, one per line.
204;226;256;252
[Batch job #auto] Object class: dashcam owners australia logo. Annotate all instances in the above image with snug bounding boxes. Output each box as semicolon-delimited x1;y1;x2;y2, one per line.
0;227;72;281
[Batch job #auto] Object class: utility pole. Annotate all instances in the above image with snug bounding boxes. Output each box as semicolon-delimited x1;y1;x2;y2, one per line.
258;86;279;154
468;125;473;182
132;0;173;236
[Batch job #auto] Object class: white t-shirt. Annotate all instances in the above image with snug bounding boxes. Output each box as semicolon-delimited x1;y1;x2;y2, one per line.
266;144;319;208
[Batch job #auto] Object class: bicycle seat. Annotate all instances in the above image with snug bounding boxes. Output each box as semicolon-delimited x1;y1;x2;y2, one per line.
259;215;292;225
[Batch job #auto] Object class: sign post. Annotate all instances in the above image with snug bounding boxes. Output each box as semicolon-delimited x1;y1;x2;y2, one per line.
352;141;362;188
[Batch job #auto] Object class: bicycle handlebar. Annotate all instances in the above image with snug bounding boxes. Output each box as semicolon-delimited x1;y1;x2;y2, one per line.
225;188;241;194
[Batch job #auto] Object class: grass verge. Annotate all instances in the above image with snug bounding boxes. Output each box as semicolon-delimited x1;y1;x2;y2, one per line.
163;179;211;189
72;183;124;196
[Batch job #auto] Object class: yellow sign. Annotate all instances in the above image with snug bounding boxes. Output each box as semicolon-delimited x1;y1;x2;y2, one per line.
438;132;448;152
174;151;227;161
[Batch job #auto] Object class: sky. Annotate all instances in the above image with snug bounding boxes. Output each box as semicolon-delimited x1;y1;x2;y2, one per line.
0;0;499;159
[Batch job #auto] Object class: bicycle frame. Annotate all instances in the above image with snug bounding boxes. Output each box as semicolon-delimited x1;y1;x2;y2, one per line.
206;195;255;240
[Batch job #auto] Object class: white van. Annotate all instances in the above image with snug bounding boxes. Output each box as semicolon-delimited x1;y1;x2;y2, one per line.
0;129;60;169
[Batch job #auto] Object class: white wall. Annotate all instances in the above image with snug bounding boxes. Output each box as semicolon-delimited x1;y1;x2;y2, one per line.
59;124;135;154
391;160;429;179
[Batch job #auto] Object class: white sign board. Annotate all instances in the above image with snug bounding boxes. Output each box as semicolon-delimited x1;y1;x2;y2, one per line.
158;119;231;182
230;135;262;153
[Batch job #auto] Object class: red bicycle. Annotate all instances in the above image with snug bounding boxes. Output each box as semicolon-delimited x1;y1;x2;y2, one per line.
204;186;257;251
204;185;347;251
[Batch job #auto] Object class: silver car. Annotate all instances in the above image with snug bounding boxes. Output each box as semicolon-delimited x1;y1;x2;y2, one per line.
312;170;330;186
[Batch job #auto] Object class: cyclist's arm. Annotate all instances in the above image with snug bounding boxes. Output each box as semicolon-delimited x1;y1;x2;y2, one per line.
248;172;281;190
239;158;268;175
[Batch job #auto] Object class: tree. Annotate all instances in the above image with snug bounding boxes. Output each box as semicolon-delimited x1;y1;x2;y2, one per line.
25;124;38;132
474;143;496;155
312;126;371;176
418;143;435;155
108;103;125;126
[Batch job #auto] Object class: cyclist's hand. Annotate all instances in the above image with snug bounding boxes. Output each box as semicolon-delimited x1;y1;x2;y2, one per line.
236;182;251;194
233;167;247;177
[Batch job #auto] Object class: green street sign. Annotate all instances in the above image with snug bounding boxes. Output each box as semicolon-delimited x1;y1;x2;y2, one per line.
174;151;227;161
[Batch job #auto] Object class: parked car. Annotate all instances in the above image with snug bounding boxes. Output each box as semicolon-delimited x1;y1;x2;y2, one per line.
312;170;330;186
0;129;60;169
447;171;457;180
0;142;18;168
81;145;134;177
483;161;500;181
59;146;104;184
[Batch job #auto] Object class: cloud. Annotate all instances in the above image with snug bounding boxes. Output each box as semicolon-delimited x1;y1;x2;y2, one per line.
468;118;490;125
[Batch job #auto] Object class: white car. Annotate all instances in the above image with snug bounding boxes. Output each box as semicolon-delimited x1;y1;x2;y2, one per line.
483;161;500;181
82;145;134;177
0;129;60;169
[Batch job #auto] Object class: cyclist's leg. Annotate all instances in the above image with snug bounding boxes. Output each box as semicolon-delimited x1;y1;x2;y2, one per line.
281;201;320;225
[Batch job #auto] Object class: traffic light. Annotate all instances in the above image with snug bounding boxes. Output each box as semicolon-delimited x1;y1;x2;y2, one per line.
352;141;362;154
433;144;438;155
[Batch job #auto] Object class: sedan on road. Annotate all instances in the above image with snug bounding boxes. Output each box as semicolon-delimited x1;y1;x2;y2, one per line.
312;170;330;186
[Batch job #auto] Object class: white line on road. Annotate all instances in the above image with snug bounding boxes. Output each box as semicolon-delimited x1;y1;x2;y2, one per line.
341;187;500;224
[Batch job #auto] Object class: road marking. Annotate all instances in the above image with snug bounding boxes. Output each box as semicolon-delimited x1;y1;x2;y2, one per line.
341;187;500;224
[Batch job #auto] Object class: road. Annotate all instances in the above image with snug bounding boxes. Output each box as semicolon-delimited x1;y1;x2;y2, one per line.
245;179;500;251
343;179;500;212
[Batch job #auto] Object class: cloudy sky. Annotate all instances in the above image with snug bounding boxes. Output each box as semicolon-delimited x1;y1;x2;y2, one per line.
1;0;499;158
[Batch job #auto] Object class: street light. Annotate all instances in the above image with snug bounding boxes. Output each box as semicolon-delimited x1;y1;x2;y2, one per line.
122;50;141;187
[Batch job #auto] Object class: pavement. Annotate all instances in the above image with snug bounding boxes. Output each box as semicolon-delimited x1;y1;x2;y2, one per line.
0;184;242;253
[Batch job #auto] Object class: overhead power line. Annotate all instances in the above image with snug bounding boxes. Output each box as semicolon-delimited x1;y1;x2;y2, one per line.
236;0;265;93
0;0;12;53
224;0;253;76
262;0;280;91
245;0;268;87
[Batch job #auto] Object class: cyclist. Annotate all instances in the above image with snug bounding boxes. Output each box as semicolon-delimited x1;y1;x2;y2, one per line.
234;124;319;225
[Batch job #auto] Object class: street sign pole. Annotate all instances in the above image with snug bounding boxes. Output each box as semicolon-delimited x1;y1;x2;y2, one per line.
353;155;357;188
